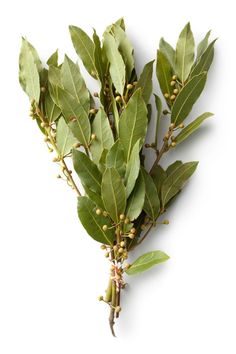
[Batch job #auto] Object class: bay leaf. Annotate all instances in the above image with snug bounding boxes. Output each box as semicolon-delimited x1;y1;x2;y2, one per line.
103;31;126;95
90;108;114;164
56;117;78;157
106;140;125;176
141;167;160;222
171;72;207;126
73;149;102;194
159;37;175;69
101;168;126;223
196;30;211;60
119;89;147;161
190;39;217;77
124;139;141;198
156;50;173;103
126;250;169;275
77;196;114;245
175;112;213;145
136;60;154;104
69;25;97;78
125;172;145;221
175;22;195;82
161;161;198;207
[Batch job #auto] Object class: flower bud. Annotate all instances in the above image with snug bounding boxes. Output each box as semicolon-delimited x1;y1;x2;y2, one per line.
105;252;109;258
40;86;46;93
169;123;175;129
96;208;102;215
98;295;103;301
141;224;146;230
127;84;133;90
163;109;169;115
179;123;184;129
170;81;176;86
173;88;179;94
164;93;169;98
93;92;99;97
115;95;122;102
163;219;169;225
129;233;135;239
91;134;96;140
118;248;124;254
170;94;176;100
113;245;118;252
89;109;97;115
124;217;130;224
120;241;125;247
130;228;136;234
115;306;121;313
100;244;106;250
171;142;176;147
102;225;108;231
119;214;125;220
172;75;177;80
103;211;108;217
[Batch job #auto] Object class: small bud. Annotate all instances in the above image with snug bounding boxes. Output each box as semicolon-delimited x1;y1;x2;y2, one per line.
124;218;130;224
52;157;58;162
170;94;176;100
145;143;150;148
141;224;146;230
179;123;184;129
170;81;176;86
163;109;169;115
105;252;109;258
144;216;150;223
128;233;135;239
171;141;176;147
118;248;124;254
130;228;136;234
172;75;177;80
124;263;131;270
123;252;128;260
171;136;176;142
115;306;121;313
113;245;118;252
96;208;102;215
115;95;122;102
126;84;133;90
89;108;97;115
103;211;108;217
163;219;169;225
164;93;169;98
173;88;179;94
40;122;46;128
40;86;46;93
93;92;99;97
120;241;125;247
98;295;103;301
100;244;106;250
102;225;108;231
169;123;175;129
73;142;81;148
119;214;125;220
48;148;53;153
91;133;96;140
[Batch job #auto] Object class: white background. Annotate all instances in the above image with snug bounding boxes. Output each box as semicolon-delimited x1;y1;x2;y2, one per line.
0;0;235;352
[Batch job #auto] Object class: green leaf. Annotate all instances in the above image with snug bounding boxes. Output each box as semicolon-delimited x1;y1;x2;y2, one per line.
19;38;41;103
161;162;198;207
47;50;58;66
106;140;125;176
61;55;90;113
93;29;105;82
171;72;207;125
196;30;211;59
190;39;216;77
83;185;105;210
154;94;162;147
111;24;134;80
156;50;173;102
101;168;126;223
124;140;140;198
150;163;167;195
45;93;61;123
119;89;148;161
69;25;97;79
73;149;102;194
48;66;62;106
166;161;183;175
175;112;213;145
57;87;91;148
90;108;114;164
103;31;126;95
141;167;160;221
135;60;154;104
175;23;195;82
77;196;114;245
56;117;77;157
159;37;175;69
126;250;169;275
126;172;145;221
